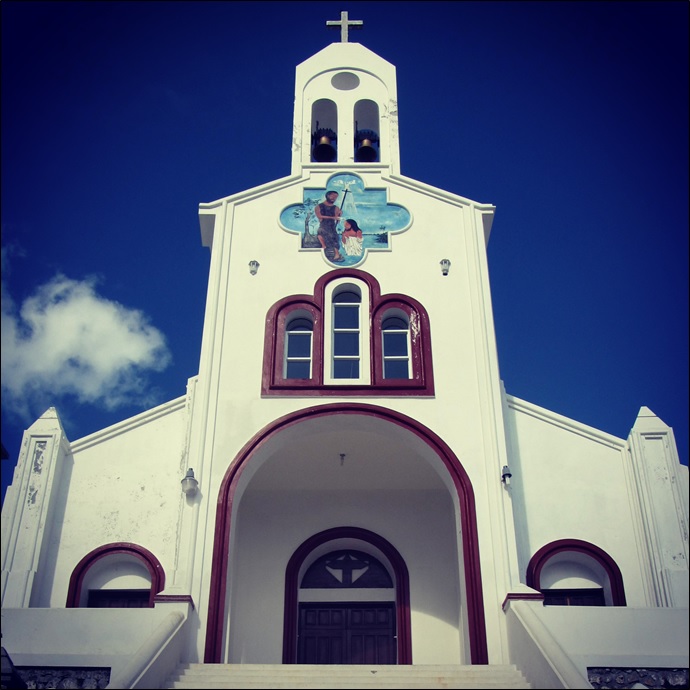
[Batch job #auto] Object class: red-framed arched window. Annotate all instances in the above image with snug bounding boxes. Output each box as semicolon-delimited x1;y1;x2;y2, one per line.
526;539;626;607
66;542;165;608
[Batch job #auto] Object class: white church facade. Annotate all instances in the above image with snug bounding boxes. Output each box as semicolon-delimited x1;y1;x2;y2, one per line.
2;14;688;690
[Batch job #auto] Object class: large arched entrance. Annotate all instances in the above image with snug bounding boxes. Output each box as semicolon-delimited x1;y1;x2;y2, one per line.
204;403;488;665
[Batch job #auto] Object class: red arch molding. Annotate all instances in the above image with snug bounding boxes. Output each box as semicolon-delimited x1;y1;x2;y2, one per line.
525;538;627;606
204;402;489;664
283;526;411;664
66;542;165;608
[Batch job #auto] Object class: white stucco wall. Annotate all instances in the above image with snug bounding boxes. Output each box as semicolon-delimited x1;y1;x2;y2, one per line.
504;395;654;605
189;166;518;662
39;400;189;607
227;487;461;664
525;603;689;674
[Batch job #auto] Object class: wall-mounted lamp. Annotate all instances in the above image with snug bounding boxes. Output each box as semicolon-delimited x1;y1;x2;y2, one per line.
181;468;199;496
249;260;260;275
440;259;451;276
501;465;513;486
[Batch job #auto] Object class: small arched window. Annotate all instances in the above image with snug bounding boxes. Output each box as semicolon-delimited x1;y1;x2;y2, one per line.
332;288;362;379
381;314;410;379
285;315;313;379
66;543;165;608
539;557;607;606
526;539;626;607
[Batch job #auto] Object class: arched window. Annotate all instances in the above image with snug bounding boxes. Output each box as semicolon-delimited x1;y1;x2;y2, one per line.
331;287;362;380
262;269;434;395
323;277;371;385
66;543;165;608
381;314;410;379
526;539;626;607
372;298;428;389
301;550;394;589
285;314;313;379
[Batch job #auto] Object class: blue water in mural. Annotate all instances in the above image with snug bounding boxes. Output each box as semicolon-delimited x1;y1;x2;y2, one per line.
279;173;411;267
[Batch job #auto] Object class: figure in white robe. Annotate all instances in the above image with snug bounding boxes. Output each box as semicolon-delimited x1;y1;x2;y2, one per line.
341;219;364;257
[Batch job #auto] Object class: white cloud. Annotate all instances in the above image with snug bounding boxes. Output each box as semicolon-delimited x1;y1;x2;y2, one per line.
1;273;172;422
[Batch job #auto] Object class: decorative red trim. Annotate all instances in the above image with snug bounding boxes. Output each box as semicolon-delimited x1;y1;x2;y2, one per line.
154;594;195;610
204;403;488;665
526;539;627;606
263;296;323;389
282;527;412;664
262;269;434;396
372;296;430;387
66;542;166;608
501;592;545;611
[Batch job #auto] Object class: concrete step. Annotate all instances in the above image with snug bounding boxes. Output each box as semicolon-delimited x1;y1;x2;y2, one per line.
162;663;532;689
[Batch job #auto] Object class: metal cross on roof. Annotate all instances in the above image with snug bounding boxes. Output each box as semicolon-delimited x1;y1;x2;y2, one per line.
326;11;363;43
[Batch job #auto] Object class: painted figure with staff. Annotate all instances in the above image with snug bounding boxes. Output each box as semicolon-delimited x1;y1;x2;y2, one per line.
314;190;345;262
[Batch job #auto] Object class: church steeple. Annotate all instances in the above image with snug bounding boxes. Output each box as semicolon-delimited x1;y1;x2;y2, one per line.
291;16;400;174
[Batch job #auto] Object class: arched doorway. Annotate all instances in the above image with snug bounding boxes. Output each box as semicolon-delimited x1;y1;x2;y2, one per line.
204;403;488;665
284;527;411;664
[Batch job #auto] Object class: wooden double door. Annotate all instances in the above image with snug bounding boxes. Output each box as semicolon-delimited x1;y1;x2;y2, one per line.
297;602;396;664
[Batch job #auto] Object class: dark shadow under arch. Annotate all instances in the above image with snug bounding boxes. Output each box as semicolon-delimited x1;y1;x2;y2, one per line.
66;542;165;608
204;402;488;664
526;538;627;606
283;526;411;664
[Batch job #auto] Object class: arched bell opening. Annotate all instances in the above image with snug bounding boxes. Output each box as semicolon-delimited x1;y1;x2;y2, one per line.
354;100;380;163
312;99;338;162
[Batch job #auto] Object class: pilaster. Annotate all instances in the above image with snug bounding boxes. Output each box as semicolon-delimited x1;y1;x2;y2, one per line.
1;408;70;608
627;407;689;607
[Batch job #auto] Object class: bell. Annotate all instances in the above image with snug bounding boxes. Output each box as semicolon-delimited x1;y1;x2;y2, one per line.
354;129;379;162
312;128;337;162
313;135;337;162
355;138;377;162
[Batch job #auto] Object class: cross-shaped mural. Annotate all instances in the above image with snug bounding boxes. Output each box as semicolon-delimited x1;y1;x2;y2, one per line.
279;173;411;267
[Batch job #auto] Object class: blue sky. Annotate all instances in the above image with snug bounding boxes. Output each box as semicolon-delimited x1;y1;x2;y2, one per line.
2;1;688;503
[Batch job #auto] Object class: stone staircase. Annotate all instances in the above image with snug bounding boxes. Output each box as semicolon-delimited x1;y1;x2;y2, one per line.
162;663;532;689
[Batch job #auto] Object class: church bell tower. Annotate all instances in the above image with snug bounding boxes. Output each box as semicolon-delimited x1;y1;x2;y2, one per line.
291;11;401;173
